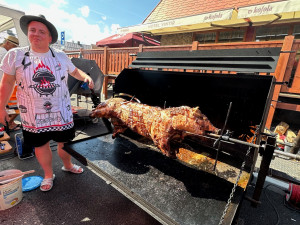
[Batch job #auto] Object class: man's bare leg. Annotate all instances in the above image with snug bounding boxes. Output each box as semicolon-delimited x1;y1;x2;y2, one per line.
35;142;53;190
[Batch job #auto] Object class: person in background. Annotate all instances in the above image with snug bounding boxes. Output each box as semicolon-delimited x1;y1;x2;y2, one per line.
0;35;19;72
0;35;20;131
0;15;94;191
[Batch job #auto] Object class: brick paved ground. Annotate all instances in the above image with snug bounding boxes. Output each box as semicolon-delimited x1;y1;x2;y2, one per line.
256;154;300;181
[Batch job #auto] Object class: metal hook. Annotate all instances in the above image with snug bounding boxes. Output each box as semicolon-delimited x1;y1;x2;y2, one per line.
130;95;136;102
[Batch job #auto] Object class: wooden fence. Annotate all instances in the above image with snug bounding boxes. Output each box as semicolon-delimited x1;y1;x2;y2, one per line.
66;36;300;128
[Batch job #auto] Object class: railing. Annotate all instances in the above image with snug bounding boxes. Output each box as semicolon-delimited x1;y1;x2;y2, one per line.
65;36;300;128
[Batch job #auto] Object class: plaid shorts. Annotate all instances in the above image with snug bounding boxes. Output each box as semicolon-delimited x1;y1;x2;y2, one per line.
22;127;75;147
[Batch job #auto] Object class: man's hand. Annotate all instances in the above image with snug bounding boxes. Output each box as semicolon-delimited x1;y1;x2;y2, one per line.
84;76;94;89
0;108;9;126
70;68;94;89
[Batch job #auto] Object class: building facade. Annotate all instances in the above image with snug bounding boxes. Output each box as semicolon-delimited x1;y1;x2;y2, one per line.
51;40;92;51
119;0;300;46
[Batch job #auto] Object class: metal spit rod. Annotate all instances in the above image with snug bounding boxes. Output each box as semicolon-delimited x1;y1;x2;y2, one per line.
274;150;300;160
188;132;300;160
185;131;260;148
207;133;298;151
208;133;260;149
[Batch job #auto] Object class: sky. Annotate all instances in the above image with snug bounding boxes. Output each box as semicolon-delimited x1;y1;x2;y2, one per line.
0;0;160;45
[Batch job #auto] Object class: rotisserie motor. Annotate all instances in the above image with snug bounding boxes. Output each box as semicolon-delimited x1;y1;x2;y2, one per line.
90;98;220;157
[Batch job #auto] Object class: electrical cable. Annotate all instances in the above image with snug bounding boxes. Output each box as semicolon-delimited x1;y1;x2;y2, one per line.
283;185;300;213
264;182;300;224
283;197;300;212
263;183;284;225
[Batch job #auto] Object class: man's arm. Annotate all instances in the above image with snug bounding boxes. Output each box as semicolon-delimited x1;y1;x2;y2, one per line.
0;73;16;125
69;68;94;89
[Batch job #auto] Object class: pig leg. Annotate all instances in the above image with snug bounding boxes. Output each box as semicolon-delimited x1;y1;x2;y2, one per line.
111;118;128;138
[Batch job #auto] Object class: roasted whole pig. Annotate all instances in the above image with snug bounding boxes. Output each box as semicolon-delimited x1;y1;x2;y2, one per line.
90;98;220;158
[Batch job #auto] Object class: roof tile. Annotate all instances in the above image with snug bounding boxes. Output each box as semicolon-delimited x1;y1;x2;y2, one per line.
143;0;281;23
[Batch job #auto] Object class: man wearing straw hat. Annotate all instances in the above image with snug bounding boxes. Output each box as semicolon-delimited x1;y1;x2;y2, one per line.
0;35;20;131
0;35;19;79
0;15;94;191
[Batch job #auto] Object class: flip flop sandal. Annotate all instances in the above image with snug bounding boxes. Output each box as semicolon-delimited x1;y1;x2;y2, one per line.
62;164;84;174
40;174;55;192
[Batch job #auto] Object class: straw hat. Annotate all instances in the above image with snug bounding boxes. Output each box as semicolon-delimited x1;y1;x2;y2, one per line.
20;14;58;44
5;35;19;46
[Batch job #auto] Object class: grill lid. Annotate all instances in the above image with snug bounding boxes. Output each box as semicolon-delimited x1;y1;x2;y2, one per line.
129;48;281;73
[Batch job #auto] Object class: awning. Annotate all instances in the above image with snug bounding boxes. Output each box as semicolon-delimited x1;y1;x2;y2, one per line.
118;9;248;35
238;0;300;18
0;4;28;46
0;15;14;32
96;33;160;47
237;0;300;26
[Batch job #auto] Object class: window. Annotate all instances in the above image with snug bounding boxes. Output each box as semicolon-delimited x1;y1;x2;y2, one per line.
218;29;245;43
293;24;300;39
256;25;289;41
195;32;216;44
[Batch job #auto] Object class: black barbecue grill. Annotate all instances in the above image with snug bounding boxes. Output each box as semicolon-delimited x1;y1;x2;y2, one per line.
64;47;281;225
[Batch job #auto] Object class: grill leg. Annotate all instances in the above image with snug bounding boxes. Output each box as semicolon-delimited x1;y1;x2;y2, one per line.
251;136;276;207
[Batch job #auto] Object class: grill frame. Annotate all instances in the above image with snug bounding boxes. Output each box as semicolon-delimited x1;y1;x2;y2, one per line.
113;48;279;205
63;48;281;224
